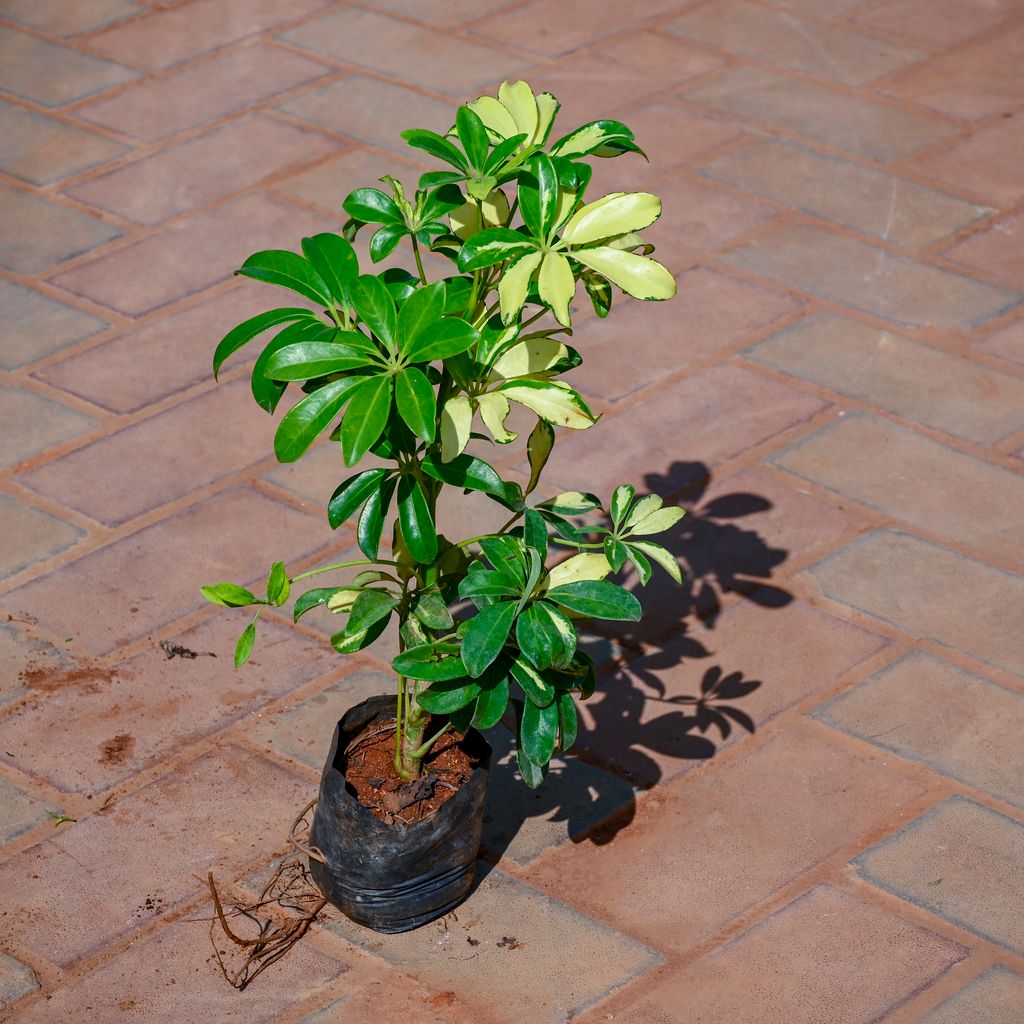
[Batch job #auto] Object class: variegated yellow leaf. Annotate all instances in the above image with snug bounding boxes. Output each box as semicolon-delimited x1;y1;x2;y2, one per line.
498;80;538;143
538;251;575;327
497;379;596;429
467;94;518;140
440;394;473;462
477;392;517;443
492;336;570;379
498;250;543;324
560;193;661;246
450;189;510;241
571;246;676;301
546;553;611;588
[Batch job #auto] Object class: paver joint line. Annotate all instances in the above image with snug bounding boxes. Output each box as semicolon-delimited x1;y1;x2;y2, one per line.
3;2;1024;1019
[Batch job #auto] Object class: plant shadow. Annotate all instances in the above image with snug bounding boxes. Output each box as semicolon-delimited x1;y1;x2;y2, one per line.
479;460;793;870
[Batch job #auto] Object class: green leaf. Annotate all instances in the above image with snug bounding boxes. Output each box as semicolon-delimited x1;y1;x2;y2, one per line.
341;374;393;466
328;468;393;529
234;623;256;669
497;250;543;324
497;379;596;429
610;484;635;526
473;670;510;729
483;132;528;174
400;128;469;172
293;587;345;621
252;319;327;414
417;679;481;714
459;569;520;602
521;697;559;765
237;250;332;306
519;153;559;239
264;339;376;380
397;475;438;564
274;377;363;463
396;282;445;354
457;227;537;272
517;744;547;788
625;543;652;585
547;580;642;621
369;224;408;263
350;275;397;348
413;593;454;630
523;508;547;556
347;589;400;635
628;540;682;583
570;246;676;301
456;105;489;170
604;535;628;572
558;692;578;751
537;251;575;327
266;561;289;606
561;192;661;245
331;615;388;653
213;308;317;379
395;367;436;442
516;601;575;671
525;418;554;496
392;642;467;681
421;452;508;501
201;582;259;608
301;233;358;306
405;317;479;362
462;601;516;678
510;654;556;706
342;187;404;225
582;269;613;318
357;476;397;560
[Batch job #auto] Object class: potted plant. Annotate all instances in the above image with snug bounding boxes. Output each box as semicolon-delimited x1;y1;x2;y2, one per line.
202;80;681;934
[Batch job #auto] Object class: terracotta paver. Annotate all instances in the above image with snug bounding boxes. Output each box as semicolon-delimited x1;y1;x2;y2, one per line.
918;966;1024;1024
811;529;1024;676
3;3;1024;1019
74;41;332;142
699;138;988;248
665;0;926;87
64;113;336;226
0;746;310;966
683;65;956;163
0;101;128;186
746;311;1024;443
720;222;1023;329
856;797;1024;953
818;652;1024;809
615;885;966;1024
773;414;1024;567
0;279;107;370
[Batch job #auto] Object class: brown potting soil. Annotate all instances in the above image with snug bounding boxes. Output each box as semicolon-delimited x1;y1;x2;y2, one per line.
341;717;477;825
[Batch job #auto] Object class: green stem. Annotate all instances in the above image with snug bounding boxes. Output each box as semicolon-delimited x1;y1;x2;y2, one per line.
411;234;428;285
291;558;396;583
454;510;524;550
411;722;452;759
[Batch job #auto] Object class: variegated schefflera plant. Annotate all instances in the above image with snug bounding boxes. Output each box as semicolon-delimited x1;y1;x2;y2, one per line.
202;81;683;788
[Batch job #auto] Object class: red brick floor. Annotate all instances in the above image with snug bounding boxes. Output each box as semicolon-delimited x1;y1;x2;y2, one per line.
2;1;1023;1021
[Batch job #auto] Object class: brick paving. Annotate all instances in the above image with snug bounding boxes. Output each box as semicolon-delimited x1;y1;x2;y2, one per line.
1;1;1022;1021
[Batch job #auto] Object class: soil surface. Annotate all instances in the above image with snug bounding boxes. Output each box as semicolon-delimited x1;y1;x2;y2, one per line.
342;718;477;825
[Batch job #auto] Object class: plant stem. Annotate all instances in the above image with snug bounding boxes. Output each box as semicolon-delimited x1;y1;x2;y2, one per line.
411;234;428;285
454;510;524;550
290;558;396;583
411;722;452;759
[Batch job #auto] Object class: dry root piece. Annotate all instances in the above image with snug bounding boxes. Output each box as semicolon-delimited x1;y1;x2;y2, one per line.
207;805;327;990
